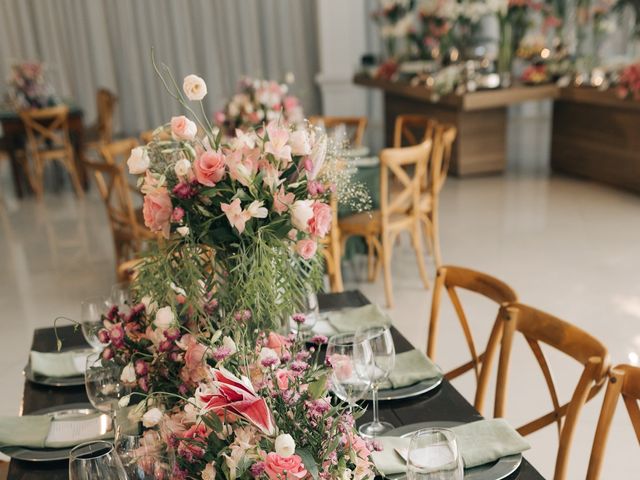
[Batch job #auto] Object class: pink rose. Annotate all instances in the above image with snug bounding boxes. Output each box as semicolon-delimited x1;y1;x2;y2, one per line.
273;186;295;215
194;151;226;187
296;239;317;260
143;187;172;238
214;111;226;125
180;334;208;371
308;201;332;238
275;369;293;391
266;332;289;355
171;115;197;141
264;452;307;480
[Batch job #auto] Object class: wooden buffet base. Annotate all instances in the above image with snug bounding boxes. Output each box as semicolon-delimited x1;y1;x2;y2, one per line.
354;74;560;176
551;87;640;194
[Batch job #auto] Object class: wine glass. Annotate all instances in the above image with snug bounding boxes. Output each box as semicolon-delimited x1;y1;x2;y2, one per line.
356;325;396;437
115;430;174;479
326;333;373;411
406;428;464;480
109;282;131;314
69;440;128;480
85;352;129;417
289;290;320;335
81;296;109;350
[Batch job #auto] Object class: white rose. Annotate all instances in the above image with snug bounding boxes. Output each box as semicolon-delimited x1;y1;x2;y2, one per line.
183;74;208;101
177;226;190;237
289;130;311;156
120;363;136;383
174;158;192;178
274;433;296;458
290;200;314;233
141;295;158;314
154;306;175;330
222;336;237;355
127;147;150;175
118;394;131;408
142;407;163;428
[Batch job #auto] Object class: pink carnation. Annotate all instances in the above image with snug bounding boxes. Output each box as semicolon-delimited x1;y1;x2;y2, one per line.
296;238;317;260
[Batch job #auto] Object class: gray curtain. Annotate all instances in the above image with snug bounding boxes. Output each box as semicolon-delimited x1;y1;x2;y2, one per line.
0;0;320;134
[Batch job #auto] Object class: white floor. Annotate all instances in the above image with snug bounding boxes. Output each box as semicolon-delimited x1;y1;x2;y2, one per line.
1;161;640;478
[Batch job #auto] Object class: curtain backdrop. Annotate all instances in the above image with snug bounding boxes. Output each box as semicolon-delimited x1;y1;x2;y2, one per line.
0;0;320;134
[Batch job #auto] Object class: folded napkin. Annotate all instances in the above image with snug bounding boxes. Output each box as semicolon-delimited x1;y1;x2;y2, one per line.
328;304;392;334
372;419;530;476
0;412;113;449
380;349;441;390
30;350;90;378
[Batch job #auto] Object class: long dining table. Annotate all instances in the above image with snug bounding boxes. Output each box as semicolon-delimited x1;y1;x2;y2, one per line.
8;290;546;479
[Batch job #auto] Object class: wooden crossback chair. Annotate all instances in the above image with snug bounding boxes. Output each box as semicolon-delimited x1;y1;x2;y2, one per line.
427;266;518;394
476;303;610;480
340;140;432;307
320;193;344;292
83;158;155;274
309;116;367;148
100;138;141;195
586;364;640;480
19;105;84;199
393;114;436;148
96;89;117;144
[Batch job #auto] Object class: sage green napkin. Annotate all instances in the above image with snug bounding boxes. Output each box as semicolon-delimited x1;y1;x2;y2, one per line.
372;419;530;475
0;413;114;449
30;350;90;378
327;304;392;333
380;349;441;390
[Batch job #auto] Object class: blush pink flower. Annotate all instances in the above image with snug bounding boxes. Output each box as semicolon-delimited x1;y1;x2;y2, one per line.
288;130;311;156
275;369;293;391
273;186;295;215
221;198;248;234
266;332;289;355
265;123;292;164
170;115;197;141
194;151;226;187
308;201;332;238
226;149;258;187
296;238;317;260
143;187;172;238
264;452;307;480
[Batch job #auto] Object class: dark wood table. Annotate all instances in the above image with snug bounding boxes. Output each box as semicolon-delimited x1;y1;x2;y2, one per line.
0;106;88;198
8;291;545;479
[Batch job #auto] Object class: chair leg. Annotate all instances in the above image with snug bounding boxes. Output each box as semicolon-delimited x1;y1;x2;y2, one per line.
411;221;431;290
333;255;344;292
430;210;442;268
366;236;376;282
64;153;84;198
33;158;45;200
381;232;394;308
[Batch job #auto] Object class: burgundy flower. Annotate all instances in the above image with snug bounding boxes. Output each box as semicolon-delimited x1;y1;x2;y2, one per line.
97;329;110;344
134;359;148;376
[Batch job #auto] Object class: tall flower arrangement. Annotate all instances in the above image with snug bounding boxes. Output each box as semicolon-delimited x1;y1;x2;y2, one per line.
6;61;58;109
214;77;304;136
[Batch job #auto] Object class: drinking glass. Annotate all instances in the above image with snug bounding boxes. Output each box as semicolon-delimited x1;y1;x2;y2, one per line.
85;352;129;416
109;282;131;314
406;428;464;480
289;290;320;335
356;325;396;437
115;431;174;479
81;296;109;350
69;440;128;480
326;333;373;410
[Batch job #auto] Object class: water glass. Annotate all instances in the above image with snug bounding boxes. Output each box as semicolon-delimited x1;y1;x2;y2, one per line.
406;428;464;480
116;431;174;479
290;290;320;334
81;296;109;350
85;352;129;416
326;333;373;409
69;440;127;480
109;282;131;314
356;326;396;437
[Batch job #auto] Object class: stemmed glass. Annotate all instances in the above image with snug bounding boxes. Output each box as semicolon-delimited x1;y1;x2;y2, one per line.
81;296;110;351
115;431;174;479
109;282;131;314
406;428;464;480
69;440;128;480
356;325;396;437
85;352;129;431
326;333;373;411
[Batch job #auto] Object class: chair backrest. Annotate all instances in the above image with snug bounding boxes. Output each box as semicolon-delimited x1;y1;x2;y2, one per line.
478;302;610;480
427;265;518;398
96;89;117;144
100;138;139;167
586;364;640;480
19;105;71;153
309;116;367;147
393;114;436;148
428;123;456;194
379;140;432;223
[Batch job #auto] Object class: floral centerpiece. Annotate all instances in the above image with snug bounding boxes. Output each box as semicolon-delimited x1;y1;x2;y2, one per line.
617;63;640;99
5;61;58;109
214;77;304;136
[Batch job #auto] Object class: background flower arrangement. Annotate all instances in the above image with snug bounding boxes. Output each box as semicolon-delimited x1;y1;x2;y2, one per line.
5;61;59;110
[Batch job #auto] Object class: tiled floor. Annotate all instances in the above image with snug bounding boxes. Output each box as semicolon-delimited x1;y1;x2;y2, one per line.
1;143;640;477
